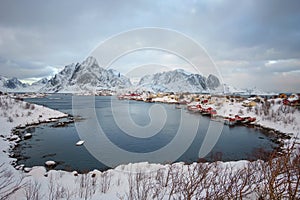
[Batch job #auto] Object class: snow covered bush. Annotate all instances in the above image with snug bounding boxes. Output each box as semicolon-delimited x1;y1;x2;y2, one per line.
24;102;30;110
7;116;13;123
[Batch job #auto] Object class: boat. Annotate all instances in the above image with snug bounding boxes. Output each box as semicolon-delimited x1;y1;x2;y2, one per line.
234;115;245;124
201;107;217;116
201;107;211;115
187;104;201;112
241;117;256;124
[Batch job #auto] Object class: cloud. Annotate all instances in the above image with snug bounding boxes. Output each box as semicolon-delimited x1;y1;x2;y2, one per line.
0;0;299;92
0;57;56;79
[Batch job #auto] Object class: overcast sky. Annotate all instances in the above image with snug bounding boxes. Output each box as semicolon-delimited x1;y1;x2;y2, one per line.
0;0;299;92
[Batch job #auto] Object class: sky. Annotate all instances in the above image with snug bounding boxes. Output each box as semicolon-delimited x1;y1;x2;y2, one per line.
0;0;299;92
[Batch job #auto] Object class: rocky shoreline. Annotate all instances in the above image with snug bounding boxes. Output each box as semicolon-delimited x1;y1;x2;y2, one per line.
7;115;74;172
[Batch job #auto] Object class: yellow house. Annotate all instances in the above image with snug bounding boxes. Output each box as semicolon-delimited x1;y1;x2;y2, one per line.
242;100;257;107
279;93;287;99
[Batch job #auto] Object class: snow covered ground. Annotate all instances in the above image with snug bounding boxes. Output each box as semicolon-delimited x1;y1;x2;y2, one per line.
0;94;299;199
212;97;300;146
0;95;68;167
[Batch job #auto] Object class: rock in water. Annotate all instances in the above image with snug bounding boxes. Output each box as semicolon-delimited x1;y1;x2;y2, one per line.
24;133;32;139
45;160;56;167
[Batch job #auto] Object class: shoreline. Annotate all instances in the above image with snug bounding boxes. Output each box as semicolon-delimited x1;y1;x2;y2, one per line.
1;94;299;199
7;95;299;173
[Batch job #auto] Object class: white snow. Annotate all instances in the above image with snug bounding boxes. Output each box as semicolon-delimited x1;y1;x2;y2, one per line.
76;140;85;146
287;93;299;102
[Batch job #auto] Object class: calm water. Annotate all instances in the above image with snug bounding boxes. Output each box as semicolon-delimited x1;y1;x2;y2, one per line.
16;94;277;172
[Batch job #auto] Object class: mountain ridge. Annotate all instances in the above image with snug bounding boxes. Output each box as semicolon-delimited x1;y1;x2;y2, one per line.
0;57;272;94
137;69;221;93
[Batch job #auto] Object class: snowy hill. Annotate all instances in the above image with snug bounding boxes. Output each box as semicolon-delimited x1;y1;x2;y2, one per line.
0;76;29;92
0;57;276;95
0;76;49;93
222;84;277;96
40;56;131;93
137;69;221;93
24;78;49;92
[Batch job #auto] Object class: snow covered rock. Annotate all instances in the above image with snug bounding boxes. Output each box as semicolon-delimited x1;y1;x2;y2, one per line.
15;164;25;170
24;167;32;173
24;133;32;139
45;160;56;167
76;140;84;146
72;171;78;176
9;135;20;141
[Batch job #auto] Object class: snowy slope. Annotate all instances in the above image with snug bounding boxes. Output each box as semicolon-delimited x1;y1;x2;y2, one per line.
26;78;49;92
223;84;278;96
0;76;29;92
0;76;49;93
40;57;131;93
138;69;221;93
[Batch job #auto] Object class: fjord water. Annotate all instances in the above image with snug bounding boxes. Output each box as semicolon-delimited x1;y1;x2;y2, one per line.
20;94;277;172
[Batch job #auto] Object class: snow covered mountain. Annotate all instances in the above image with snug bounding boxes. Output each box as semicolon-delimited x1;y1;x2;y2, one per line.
32;77;48;86
40;56;131;93
0;56;275;95
0;76;49;93
24;78;49;92
137;69;221;93
0;76;29;92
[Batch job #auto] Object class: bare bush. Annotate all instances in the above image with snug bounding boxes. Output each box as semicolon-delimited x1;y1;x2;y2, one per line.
24;102;31;109
251;140;300;199
178;163;212;200
76;173;96;200
152;168;168;200
166;164;182;199
126;171;153;200
7;116;13;123
100;171;111;194
48;174;74;200
30;104;35;110
24;180;42;200
0;163;25;200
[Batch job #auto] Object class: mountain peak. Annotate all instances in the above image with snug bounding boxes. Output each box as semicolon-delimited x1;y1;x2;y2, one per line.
81;56;98;68
174;69;192;75
40;57;131;93
206;74;220;90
